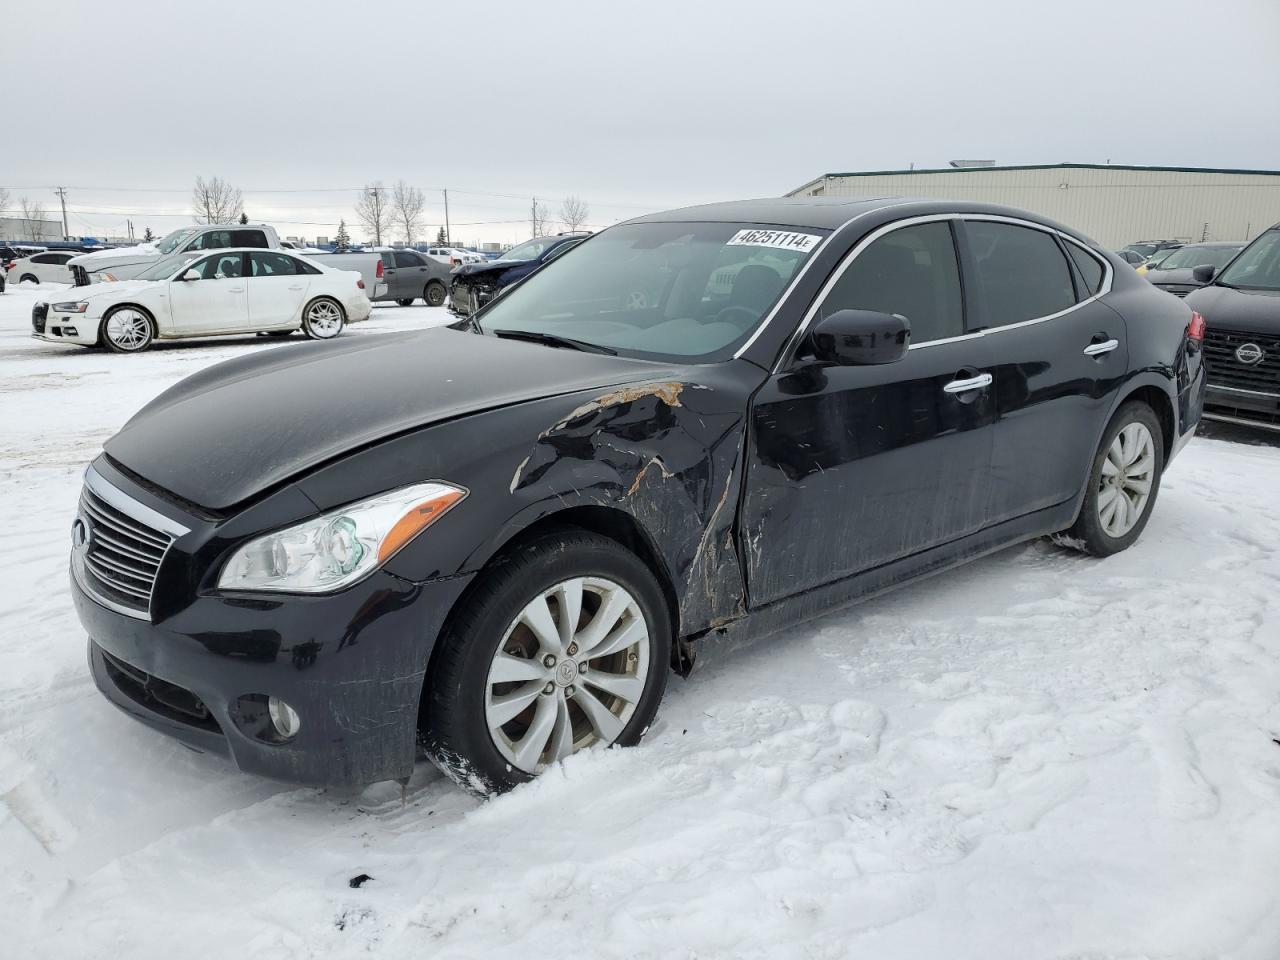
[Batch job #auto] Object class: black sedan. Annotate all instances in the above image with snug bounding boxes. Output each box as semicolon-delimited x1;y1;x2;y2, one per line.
73;198;1204;794
448;232;589;316
1186;224;1280;432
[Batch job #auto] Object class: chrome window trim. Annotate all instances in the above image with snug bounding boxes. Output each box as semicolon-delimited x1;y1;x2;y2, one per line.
72;464;190;622
774;212;1116;369
733;201;917;359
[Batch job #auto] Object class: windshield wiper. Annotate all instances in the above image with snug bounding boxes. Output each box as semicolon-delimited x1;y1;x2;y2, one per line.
491;329;616;355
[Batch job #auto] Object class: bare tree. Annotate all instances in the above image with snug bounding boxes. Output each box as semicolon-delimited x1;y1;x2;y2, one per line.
559;195;590;233
391;180;426;245
355;183;392;246
531;197;551;237
19;196;47;242
191;176;244;224
0;186;10;220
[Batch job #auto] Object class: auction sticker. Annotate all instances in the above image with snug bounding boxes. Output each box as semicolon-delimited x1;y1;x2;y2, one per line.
726;229;822;252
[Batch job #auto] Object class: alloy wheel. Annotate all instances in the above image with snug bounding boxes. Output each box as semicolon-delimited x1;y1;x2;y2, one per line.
104;309;152;350
306;299;343;337
1097;422;1155;538
484;576;650;773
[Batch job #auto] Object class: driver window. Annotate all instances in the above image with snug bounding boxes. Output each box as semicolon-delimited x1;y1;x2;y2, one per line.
189;253;244;279
819;222;964;345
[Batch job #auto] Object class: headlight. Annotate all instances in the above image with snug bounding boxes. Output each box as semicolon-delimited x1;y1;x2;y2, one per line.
93;272;117;282
52;301;89;313
217;482;466;594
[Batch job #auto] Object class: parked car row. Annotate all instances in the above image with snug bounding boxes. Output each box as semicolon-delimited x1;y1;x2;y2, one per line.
448;232;590;316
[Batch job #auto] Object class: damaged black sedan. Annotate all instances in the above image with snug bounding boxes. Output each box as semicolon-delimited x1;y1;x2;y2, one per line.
74;197;1204;794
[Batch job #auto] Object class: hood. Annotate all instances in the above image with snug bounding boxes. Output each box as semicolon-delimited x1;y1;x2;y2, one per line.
104;327;675;510
455;259;526;279
1185;283;1280;337
69;247;164;278
37;279;157;306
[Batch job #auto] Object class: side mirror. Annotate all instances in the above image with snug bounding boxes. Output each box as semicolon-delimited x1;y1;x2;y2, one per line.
1191;264;1217;283
808;309;910;366
180;269;201;282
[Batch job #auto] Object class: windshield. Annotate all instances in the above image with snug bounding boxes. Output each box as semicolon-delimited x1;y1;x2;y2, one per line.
1127;243;1157;258
1152;245;1242;271
498;238;558;262
155;228;197;255
135;253;199;281
1218;231;1280;290
475;221;827;362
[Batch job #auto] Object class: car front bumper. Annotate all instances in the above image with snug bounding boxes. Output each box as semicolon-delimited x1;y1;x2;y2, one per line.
1204;383;1280;431
75;560;474;786
32;304;102;345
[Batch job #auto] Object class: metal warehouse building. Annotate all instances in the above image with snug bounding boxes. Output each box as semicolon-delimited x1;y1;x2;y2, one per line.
785;164;1280;250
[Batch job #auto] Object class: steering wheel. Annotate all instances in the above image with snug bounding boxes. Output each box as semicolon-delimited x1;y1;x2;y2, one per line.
699;304;760;328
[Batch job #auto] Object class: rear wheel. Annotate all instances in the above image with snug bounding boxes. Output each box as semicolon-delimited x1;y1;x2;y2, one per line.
301;297;345;339
424;281;446;307
421;529;671;795
1055;401;1163;556
21;273;38;285
102;306;155;353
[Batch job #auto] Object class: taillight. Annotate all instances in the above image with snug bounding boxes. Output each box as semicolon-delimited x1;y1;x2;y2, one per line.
1188;311;1206;341
375;260;384;279
450;257;461;266
356;278;365;290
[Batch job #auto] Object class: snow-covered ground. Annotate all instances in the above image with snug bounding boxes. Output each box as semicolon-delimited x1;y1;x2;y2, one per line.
2;281;1279;959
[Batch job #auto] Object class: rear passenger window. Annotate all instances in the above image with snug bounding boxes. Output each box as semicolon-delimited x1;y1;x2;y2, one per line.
819;221;964;344
249;251;297;276
965;222;1076;326
1065;242;1105;298
393;251;420;268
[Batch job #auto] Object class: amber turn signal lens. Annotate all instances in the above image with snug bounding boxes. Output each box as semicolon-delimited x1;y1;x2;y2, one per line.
377;488;466;563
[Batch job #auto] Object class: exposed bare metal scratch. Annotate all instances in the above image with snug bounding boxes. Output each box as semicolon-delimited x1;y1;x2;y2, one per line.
626;455;675;496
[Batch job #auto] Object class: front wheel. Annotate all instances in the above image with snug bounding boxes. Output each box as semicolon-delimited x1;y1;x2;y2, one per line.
421;530;671;795
301;297;345;339
102;306;155;353
1055;401;1163;556
424;281;446;307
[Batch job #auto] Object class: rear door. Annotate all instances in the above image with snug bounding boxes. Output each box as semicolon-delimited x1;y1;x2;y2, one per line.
960;218;1126;522
742;218;997;606
247;251;309;328
394;250;429;300
168;252;249;333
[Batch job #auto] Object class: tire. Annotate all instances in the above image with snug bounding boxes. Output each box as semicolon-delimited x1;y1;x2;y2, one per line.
1054;400;1164;556
424;281;446;307
421;529;672;796
101;305;156;353
21;274;38;285
262;330;293;338
396;298;416;307
301;297;345;339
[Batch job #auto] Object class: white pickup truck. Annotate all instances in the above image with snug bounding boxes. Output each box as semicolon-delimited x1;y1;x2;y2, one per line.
70;224;390;302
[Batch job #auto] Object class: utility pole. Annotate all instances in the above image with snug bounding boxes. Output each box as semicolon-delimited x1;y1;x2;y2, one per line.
55;186;69;239
531;196;538;237
442;189;451;245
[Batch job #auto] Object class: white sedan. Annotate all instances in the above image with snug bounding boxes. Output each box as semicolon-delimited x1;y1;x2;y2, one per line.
7;250;78;285
425;246;484;266
32;249;371;353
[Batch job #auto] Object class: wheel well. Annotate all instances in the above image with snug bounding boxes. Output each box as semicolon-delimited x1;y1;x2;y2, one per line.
1120;385;1175;456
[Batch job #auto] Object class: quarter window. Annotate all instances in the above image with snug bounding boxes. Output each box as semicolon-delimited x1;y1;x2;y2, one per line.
818;222;964;345
965;221;1076;326
1065;241;1105;298
249;251;298;276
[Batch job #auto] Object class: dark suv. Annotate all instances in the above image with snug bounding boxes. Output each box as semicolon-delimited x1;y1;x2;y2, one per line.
449;233;589;316
1185;225;1280;432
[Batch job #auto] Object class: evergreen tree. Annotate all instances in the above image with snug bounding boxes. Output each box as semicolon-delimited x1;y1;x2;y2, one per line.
334;220;351;253
143;227;155;242
239;212;249;225
436;225;447;245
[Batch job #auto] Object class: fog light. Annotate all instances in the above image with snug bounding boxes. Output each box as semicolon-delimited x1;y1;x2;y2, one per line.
64;326;78;336
268;696;301;738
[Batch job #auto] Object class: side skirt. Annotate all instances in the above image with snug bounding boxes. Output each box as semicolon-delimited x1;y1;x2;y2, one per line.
707;501;1076;650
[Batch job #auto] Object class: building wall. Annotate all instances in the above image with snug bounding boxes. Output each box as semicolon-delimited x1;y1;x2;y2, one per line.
788;166;1280;249
0;217;63;242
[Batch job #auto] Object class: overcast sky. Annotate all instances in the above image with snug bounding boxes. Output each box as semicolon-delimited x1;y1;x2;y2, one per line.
5;0;1278;245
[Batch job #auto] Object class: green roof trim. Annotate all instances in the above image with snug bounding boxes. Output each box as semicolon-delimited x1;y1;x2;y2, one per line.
789;162;1280;196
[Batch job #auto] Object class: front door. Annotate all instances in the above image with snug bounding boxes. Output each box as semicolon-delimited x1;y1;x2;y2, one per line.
959;219;1128;522
168;252;249;334
743;219;997;606
247;251;310;328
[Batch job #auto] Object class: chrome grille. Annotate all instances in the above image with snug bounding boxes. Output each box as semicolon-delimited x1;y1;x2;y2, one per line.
1203;328;1280;395
73;467;189;620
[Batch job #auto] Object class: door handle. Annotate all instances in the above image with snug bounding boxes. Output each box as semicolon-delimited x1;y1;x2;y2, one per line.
943;372;993;394
228;287;244;293
1083;338;1119;357
288;285;303;291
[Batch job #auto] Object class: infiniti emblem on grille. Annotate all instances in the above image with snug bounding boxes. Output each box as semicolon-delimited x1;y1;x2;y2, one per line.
1235;342;1265;365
